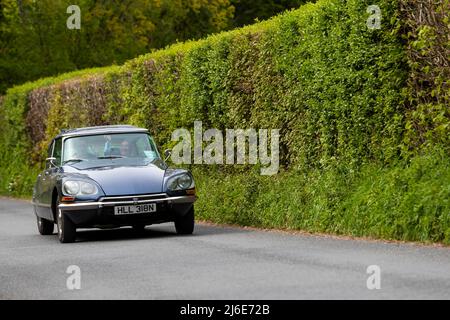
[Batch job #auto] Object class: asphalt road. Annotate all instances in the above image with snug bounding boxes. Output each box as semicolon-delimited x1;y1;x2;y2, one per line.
0;197;449;300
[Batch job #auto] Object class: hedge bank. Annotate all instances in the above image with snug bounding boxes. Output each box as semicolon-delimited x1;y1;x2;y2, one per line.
0;0;448;243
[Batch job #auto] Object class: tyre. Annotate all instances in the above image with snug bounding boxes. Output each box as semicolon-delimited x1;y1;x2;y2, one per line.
56;200;76;243
36;215;54;235
132;224;146;233
174;206;195;235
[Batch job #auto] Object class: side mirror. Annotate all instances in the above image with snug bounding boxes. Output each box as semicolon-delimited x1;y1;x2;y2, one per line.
46;157;57;168
164;149;172;162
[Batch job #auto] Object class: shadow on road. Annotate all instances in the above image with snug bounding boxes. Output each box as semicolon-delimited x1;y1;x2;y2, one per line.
73;223;247;243
75;226;176;243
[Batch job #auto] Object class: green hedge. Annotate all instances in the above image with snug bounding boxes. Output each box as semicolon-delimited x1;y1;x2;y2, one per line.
0;0;448;243
195;147;450;242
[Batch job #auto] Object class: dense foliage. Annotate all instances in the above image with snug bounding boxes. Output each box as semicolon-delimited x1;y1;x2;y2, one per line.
230;0;311;26
400;0;450;153
0;0;235;93
0;0;448;243
0;0;310;93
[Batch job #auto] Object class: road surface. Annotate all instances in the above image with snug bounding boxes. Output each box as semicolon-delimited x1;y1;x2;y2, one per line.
0;197;449;299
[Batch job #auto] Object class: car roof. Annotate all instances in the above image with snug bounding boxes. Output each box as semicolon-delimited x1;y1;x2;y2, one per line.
55;125;149;139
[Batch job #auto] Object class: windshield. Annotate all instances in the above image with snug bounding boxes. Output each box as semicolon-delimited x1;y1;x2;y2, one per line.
63;133;161;164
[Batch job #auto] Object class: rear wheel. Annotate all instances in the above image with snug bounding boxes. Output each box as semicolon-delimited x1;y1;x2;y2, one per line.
56;200;76;243
174;206;195;235
36;215;54;235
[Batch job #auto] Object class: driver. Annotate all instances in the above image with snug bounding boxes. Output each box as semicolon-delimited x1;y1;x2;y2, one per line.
120;140;132;157
103;135;135;157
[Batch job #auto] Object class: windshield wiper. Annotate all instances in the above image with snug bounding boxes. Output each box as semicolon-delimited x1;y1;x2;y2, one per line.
97;156;124;160
63;159;84;164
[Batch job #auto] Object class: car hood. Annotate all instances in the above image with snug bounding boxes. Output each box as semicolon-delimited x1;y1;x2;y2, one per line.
64;162;166;196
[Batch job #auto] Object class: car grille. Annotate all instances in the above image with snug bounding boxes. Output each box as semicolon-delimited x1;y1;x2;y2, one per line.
99;193;169;203
98;193;171;217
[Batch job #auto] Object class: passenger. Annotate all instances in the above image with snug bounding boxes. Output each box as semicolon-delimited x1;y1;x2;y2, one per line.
120;140;131;157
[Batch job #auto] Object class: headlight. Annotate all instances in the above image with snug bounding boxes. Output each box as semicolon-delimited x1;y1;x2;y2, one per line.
167;173;194;191
63;180;98;196
63;181;80;195
80;182;97;195
177;174;192;189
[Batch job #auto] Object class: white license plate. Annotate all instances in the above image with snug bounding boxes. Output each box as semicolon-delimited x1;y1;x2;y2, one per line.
114;203;156;215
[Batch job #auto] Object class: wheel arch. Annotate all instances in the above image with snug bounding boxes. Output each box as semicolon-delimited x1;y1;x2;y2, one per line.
51;188;59;222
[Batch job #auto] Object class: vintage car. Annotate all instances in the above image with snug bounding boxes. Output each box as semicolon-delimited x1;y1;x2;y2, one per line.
32;125;197;243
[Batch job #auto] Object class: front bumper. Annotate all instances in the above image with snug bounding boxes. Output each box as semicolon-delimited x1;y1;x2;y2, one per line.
58;193;196;228
59;194;196;211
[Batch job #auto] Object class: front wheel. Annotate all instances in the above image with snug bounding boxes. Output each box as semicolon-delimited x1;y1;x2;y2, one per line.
174;206;195;235
57;203;76;243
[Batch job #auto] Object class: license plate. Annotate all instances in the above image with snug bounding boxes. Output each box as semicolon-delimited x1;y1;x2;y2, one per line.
114;203;156;215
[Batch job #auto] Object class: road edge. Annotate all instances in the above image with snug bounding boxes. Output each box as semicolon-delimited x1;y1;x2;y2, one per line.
2;195;448;249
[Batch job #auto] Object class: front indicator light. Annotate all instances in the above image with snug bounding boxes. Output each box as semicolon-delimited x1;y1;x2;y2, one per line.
186;189;196;195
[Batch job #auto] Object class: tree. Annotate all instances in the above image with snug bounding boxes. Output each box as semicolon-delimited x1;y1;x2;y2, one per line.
0;0;313;94
0;0;236;93
230;0;311;27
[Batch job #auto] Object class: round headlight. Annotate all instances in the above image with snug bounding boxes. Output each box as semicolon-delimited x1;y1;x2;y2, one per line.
177;174;192;189
80;182;97;195
168;179;179;191
63;181;80;195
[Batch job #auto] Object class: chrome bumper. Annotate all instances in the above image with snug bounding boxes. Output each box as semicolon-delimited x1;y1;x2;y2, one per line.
58;194;197;211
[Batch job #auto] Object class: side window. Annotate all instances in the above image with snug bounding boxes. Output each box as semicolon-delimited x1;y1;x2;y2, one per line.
53;138;62;165
47;141;54;158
